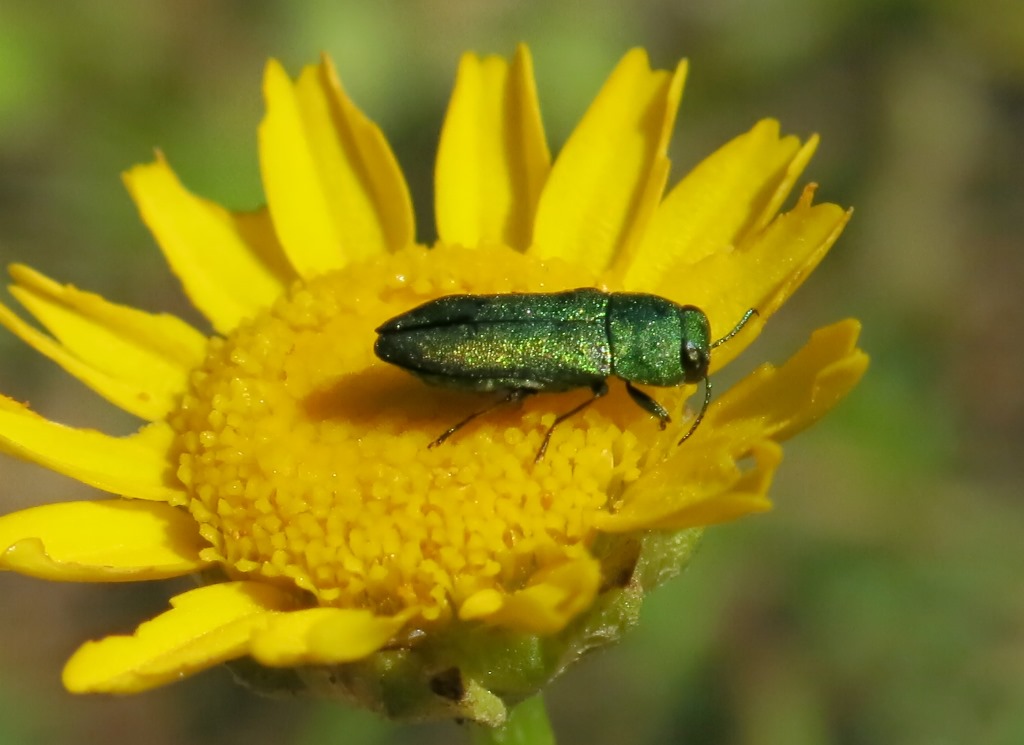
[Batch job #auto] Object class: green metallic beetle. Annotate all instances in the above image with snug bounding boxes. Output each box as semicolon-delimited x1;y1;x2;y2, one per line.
374;288;756;461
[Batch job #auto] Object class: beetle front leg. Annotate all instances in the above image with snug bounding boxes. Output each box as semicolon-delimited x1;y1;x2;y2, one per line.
624;381;671;429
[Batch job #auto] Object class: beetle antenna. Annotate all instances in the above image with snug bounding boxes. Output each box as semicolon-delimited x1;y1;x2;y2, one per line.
679;308;757;446
711;308;758;349
678;376;711;445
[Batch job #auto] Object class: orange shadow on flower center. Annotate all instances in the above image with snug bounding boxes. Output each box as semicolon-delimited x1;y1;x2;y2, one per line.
303;363;674;444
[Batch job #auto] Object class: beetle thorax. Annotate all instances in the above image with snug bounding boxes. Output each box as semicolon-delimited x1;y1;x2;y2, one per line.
607;293;690;386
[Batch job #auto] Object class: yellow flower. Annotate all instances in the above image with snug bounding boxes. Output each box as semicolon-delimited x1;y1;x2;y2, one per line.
0;46;866;723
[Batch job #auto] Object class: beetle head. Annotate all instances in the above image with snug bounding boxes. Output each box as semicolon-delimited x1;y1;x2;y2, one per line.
678;306;712;384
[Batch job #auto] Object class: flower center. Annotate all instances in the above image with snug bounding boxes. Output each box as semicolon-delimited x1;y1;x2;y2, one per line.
172;245;660;623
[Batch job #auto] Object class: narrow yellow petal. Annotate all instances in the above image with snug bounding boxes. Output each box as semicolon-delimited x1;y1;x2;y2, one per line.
436;45;550;251
458;557;600;635
9;265;206;369
625;119;816;289
708;319;869;442
124;155;294;335
259;56;414;277
62;582;296;693
249;606;413;666
0;300;161;421
659;186;852;372
0;500;208;581
0;265;205;420
530;49;687;272
0;398;183;502
596;439;779;533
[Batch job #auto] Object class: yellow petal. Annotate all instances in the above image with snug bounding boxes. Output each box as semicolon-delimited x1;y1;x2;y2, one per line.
530;49;686;273
596;439;779;533
625;119;817;289
259;56;414;277
0;300;157;422
62;582;296;693
436;45;550;251
0;500;208;581
708;319;869;442
660;185;851;372
249;606;413;666
124;155;294;335
458;556;600;635
0;265;205;420
0;398;183;502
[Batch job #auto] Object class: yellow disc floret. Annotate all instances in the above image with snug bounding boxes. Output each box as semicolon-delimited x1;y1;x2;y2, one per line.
172;245;660;625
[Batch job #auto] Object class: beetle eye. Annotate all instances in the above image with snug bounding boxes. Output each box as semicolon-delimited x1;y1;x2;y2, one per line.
681;341;709;383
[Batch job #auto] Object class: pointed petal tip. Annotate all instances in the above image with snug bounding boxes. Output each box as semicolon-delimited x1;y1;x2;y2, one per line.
618;47;689;79
622;47;651;66
258;59;294;123
263;56;287;80
672;56;689;83
122;149;170;187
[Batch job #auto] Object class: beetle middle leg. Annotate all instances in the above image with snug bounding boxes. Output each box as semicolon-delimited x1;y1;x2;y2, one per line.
429;390;533;449
624;382;671;429
535;381;609;462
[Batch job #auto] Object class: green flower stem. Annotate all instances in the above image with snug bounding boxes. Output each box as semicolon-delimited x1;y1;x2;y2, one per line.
468;695;556;745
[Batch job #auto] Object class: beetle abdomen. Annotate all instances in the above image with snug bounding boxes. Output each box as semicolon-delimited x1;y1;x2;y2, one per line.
375;319;611;392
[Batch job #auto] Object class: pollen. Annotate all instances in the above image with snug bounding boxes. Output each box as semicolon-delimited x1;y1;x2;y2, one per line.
171;245;653;624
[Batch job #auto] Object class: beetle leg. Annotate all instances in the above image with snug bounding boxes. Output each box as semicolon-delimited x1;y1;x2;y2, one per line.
429;390;531;449
624;382;671;429
535;381;609;462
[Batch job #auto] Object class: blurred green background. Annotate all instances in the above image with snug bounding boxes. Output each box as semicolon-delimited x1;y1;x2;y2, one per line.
1;1;1022;744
